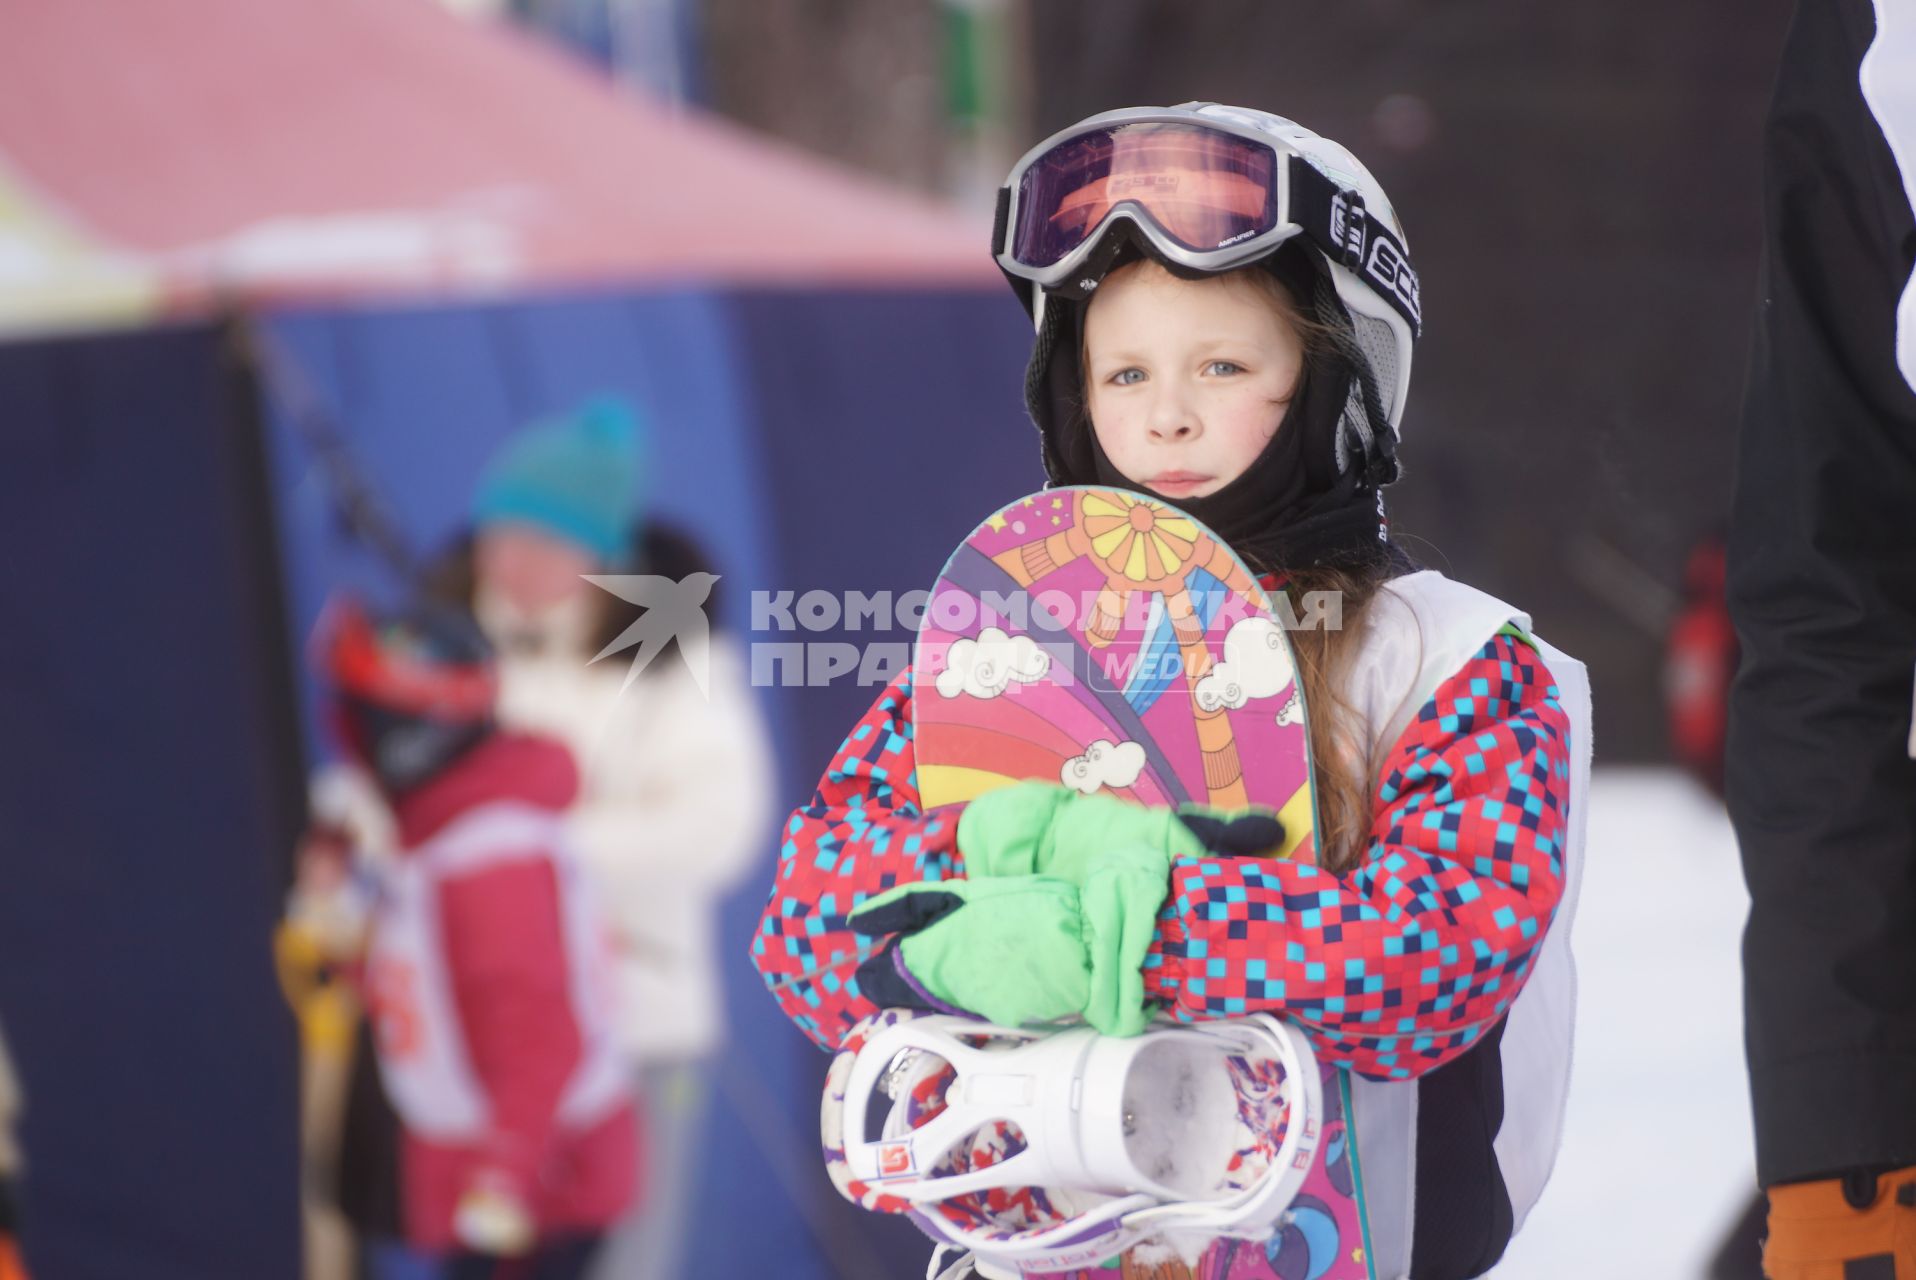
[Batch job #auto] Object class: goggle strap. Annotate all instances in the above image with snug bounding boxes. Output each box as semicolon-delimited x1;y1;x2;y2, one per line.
1284;155;1423;337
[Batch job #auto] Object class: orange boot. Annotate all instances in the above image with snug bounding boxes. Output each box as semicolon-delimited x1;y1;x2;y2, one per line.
1764;1166;1916;1279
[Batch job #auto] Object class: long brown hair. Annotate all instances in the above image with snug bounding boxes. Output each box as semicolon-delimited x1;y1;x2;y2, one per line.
1278;564;1391;875
1244;268;1396;872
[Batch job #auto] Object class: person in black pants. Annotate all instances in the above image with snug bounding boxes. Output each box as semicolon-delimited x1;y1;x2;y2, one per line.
443;1237;600;1280
1727;0;1916;1274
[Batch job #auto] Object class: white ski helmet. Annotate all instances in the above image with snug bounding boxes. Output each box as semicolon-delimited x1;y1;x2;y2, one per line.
993;102;1419;488
821;1009;1323;1277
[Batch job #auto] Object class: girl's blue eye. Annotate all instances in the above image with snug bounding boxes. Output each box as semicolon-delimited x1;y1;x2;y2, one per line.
1207;360;1244;376
1112;368;1146;386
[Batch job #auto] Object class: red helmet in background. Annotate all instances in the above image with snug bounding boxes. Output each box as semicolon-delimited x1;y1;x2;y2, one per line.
315;596;497;797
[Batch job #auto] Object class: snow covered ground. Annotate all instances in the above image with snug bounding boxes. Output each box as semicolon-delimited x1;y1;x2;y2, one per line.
1489;767;1756;1279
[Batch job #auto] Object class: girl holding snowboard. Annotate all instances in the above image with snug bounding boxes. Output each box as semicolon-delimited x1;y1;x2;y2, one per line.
752;103;1592;1280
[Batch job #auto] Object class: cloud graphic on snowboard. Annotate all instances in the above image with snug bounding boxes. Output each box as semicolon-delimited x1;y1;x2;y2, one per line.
1194;617;1297;712
935;627;1051;700
1059;739;1148;794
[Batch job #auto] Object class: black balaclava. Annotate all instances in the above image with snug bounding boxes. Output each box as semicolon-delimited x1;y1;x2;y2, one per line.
1027;240;1408;577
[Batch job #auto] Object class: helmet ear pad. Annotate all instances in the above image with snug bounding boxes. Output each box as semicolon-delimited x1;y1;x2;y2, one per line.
1024;282;1091;485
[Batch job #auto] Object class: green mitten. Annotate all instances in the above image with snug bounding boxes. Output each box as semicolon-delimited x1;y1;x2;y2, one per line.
958;780;1285;882
847;845;1173;1036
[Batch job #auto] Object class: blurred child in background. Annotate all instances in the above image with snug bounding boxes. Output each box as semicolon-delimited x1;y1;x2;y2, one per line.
435;400;774;1280
297;397;771;1278
317;596;637;1280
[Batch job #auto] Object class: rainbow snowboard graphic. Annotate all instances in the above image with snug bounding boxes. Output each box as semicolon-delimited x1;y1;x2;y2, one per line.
912;486;1373;1280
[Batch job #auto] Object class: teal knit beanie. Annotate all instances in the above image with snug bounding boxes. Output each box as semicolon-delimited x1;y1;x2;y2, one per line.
472;397;648;563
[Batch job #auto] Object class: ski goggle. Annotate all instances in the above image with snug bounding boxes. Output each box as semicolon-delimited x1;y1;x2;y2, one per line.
1004;119;1282;271
994;110;1421;334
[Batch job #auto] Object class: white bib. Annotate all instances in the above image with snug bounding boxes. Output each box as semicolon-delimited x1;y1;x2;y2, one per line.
1340;572;1593;1279
363;802;630;1141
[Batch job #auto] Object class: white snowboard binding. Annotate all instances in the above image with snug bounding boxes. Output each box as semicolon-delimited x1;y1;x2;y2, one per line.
822;1009;1323;1277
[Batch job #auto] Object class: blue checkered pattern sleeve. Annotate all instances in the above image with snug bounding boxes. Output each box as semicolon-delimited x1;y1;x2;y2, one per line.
1143;632;1574;1080
749;668;964;1051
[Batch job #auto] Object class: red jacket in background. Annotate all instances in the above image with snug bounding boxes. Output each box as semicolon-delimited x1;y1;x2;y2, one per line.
372;732;638;1252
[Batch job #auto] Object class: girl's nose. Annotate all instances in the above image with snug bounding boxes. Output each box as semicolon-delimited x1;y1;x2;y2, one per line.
1148;389;1201;442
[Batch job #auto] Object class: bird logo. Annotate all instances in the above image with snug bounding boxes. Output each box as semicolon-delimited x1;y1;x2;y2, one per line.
581;572;720;697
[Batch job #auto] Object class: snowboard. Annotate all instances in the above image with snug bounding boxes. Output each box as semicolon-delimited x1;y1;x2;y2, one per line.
911;485;1374;1280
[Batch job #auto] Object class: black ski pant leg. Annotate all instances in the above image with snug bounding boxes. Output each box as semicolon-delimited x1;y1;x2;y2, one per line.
444;1234;603;1280
1727;0;1916;1190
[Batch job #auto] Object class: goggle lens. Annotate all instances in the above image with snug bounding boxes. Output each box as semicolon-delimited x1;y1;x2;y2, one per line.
1010;123;1281;269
